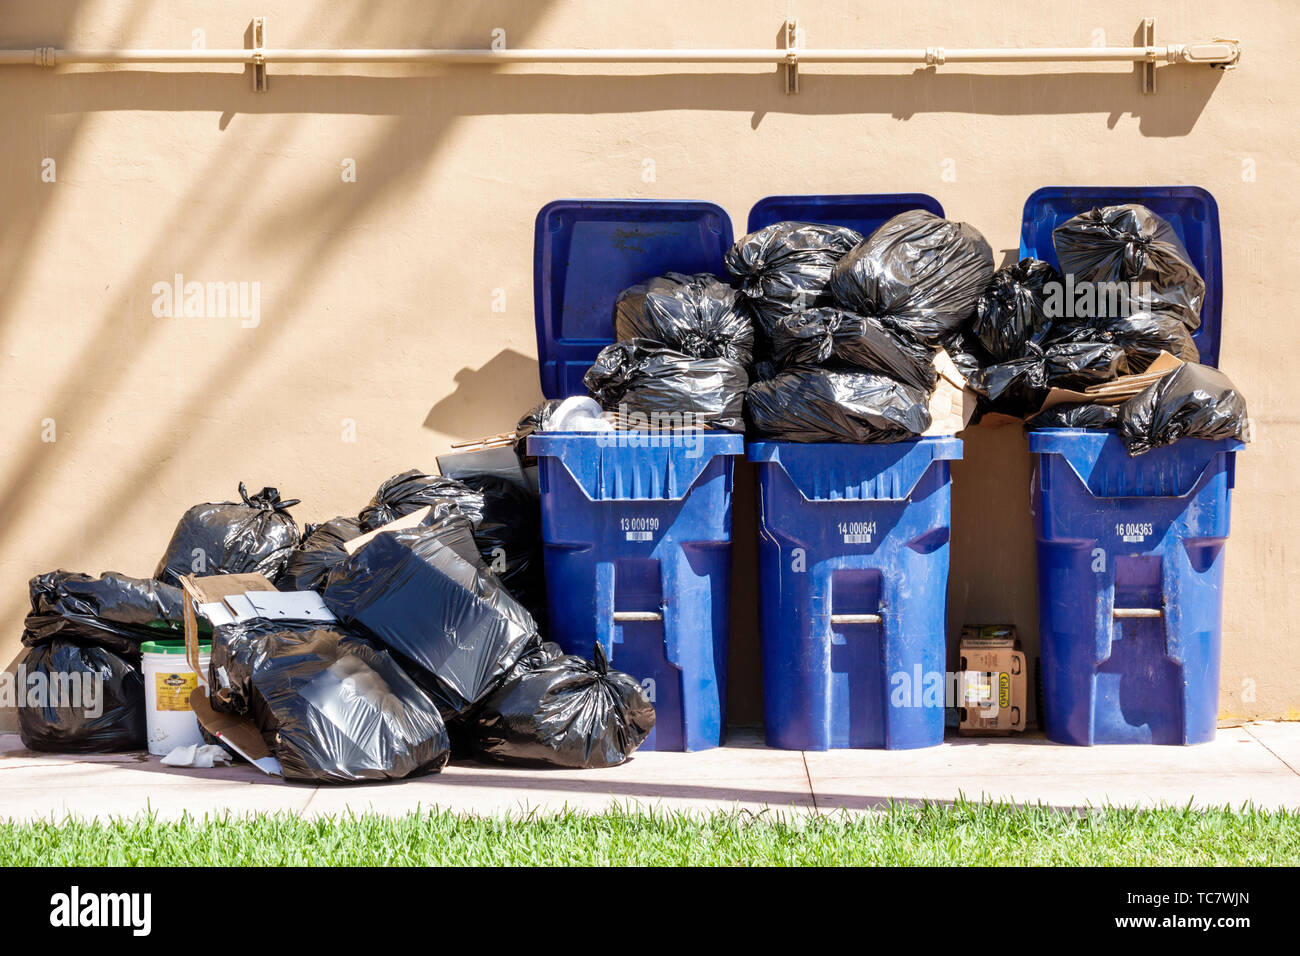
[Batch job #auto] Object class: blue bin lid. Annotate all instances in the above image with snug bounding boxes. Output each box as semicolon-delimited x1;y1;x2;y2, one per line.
1019;186;1223;368
533;199;734;399
746;193;945;237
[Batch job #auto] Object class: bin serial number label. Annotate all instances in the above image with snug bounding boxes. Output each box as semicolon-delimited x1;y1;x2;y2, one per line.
621;516;660;541
837;520;876;544
1115;521;1154;543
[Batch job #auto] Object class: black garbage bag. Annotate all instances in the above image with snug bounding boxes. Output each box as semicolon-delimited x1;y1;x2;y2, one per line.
514;399;564;462
1027;402;1120;429
22;571;185;657
275;516;363;593
724;221;864;339
323;520;540;717
613;272;754;366
584;339;747;432
18;640;145;753
210;620;450;784
1118;362;1248;456
829;210;995;345
1052;204;1206;330
769;307;937;392
468;642;656;769
155;484;301;586
357;469;485;533
746;367;931;443
1045;310;1200;372
459;475;545;618
971;258;1062;361
972;341;1127;417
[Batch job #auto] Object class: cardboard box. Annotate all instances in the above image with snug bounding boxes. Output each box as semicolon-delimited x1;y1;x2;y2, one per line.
958;626;1027;735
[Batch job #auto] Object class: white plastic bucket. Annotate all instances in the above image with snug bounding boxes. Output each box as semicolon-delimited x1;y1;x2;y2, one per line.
141;639;210;757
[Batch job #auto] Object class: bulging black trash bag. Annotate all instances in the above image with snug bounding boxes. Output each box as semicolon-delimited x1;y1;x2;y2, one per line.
468;642;656;769
322;519;540;717
1052;204;1206;330
22;571;186;657
458;475;545;617
1045;310;1200;372
769;307;937;392
746;367;931;443
275;516;363;593
210;620;450;784
971;258;1062;361
613;272;754;366
1118;362;1248;456
724;221;864;338
584;339;748;432
829;210;995;345
357;469;485;533
18;640;145;753
972;341;1127;417
155;483;301;587
1026;402;1120;429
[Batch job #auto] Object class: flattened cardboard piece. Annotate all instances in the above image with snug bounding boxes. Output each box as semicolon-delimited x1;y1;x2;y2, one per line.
342;505;433;556
1036;350;1183;412
923;348;979;437
188;688;280;774
958;625;1027;735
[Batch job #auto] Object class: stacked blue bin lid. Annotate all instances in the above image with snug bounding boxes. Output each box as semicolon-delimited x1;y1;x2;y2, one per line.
747;192;944;236
1018;186;1223;368
532;199;734;399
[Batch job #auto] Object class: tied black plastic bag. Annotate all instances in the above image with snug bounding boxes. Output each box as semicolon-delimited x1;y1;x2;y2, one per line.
18;640;145;753
155;483;301;587
938;328;994;391
276;516;363;593
22;571;185;656
323;520;540;717
724;221;864;337
972;341;1127;417
459;475;545;617
1052;204;1206;330
1027;403;1120;429
1045;311;1200;372
1118;362;1248;456
971;258;1062;361
211;621;450;784
358;469;485;533
746;367;931;443
769;307;936;392
469;642;656;769
829;210;995;345
613;272;754;366
584;339;747;432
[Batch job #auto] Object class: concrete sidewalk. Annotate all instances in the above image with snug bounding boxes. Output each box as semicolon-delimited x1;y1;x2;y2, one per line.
1;723;1297;821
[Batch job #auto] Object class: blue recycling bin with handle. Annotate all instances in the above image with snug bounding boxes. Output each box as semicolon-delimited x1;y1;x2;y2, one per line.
528;199;742;751
745;193;960;750
1022;185;1242;745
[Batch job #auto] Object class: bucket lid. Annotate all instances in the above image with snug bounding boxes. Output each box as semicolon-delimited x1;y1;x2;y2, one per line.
141;638;211;655
533;199;734;399
1019;186;1223;367
746;193;945;236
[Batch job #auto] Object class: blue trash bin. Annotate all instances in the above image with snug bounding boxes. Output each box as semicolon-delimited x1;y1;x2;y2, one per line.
746;193;960;751
1022;185;1240;745
528;198;742;751
750;439;963;750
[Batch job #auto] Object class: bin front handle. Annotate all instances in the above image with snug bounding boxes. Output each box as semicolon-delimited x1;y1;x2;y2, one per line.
612;610;663;622
829;612;883;625
1113;607;1163;619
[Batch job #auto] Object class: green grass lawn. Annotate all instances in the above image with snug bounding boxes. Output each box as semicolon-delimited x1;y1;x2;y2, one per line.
0;800;1296;865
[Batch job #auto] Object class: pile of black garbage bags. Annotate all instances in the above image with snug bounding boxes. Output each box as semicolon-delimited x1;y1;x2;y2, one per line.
573;204;1247;455
17;474;655;784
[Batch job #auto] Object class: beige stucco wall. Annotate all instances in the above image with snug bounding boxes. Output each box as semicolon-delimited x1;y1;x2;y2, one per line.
1;0;1295;732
